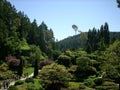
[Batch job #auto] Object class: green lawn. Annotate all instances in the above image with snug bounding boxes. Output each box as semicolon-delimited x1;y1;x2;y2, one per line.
68;82;93;90
68;82;81;90
16;78;43;90
23;67;34;75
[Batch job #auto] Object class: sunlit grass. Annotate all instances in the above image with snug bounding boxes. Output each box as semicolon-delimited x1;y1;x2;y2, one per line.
23;67;34;75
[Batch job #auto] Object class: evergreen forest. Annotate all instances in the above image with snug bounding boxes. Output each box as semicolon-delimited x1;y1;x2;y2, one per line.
0;0;120;90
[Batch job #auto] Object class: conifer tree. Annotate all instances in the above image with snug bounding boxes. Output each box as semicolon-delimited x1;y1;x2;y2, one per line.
33;59;38;78
17;59;23;76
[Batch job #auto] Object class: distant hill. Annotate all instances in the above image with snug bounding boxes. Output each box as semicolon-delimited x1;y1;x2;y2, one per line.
58;32;120;51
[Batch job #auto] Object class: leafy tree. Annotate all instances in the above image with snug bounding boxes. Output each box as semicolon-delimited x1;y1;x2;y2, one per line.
103;40;120;88
57;55;71;67
52;50;61;61
29;45;43;65
39;63;72;90
75;57;97;81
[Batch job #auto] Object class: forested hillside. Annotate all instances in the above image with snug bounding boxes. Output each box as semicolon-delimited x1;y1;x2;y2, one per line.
58;27;120;51
0;0;56;62
0;0;120;90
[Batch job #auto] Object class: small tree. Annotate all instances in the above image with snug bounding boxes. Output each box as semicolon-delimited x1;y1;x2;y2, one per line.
39;63;72;90
75;57;97;81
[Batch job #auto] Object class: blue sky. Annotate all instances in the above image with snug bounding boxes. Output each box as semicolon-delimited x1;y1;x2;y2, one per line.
8;0;120;40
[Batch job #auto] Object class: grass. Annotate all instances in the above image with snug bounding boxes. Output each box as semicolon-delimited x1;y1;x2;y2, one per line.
16;78;43;90
23;67;34;75
34;78;43;89
68;82;93;90
68;82;81;90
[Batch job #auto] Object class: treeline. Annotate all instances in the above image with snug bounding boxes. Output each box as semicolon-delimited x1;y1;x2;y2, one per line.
0;0;56;62
58;23;120;51
86;23;110;53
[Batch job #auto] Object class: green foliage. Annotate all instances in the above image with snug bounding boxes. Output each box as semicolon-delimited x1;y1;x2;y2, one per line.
0;70;13;80
23;67;34;75
39;63;72;90
57;54;71;67
52;50;61;60
94;78;103;86
26;83;38;90
25;78;34;83
15;80;24;86
84;76;96;88
68;82;81;90
29;45;43;65
0;63;8;71
76;57;90;66
95;81;119;90
75;57;97;81
86;23;110;53
8;86;18;90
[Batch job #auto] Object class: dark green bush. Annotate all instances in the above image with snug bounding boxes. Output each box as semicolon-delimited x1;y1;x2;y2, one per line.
79;83;86;89
0;70;13;80
25;78;34;83
94;78;103;85
84;77;95;88
95;81;119;90
15;80;24;86
8;86;18;90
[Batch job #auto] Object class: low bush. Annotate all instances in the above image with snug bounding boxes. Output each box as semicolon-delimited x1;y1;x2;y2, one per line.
94;78;103;86
8;86;18;90
95;81;119;90
84;76;95;88
0;70;13;80
0;63;8;71
15;80;24;86
79;83;86;89
25;78;34;83
26;83;38;90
